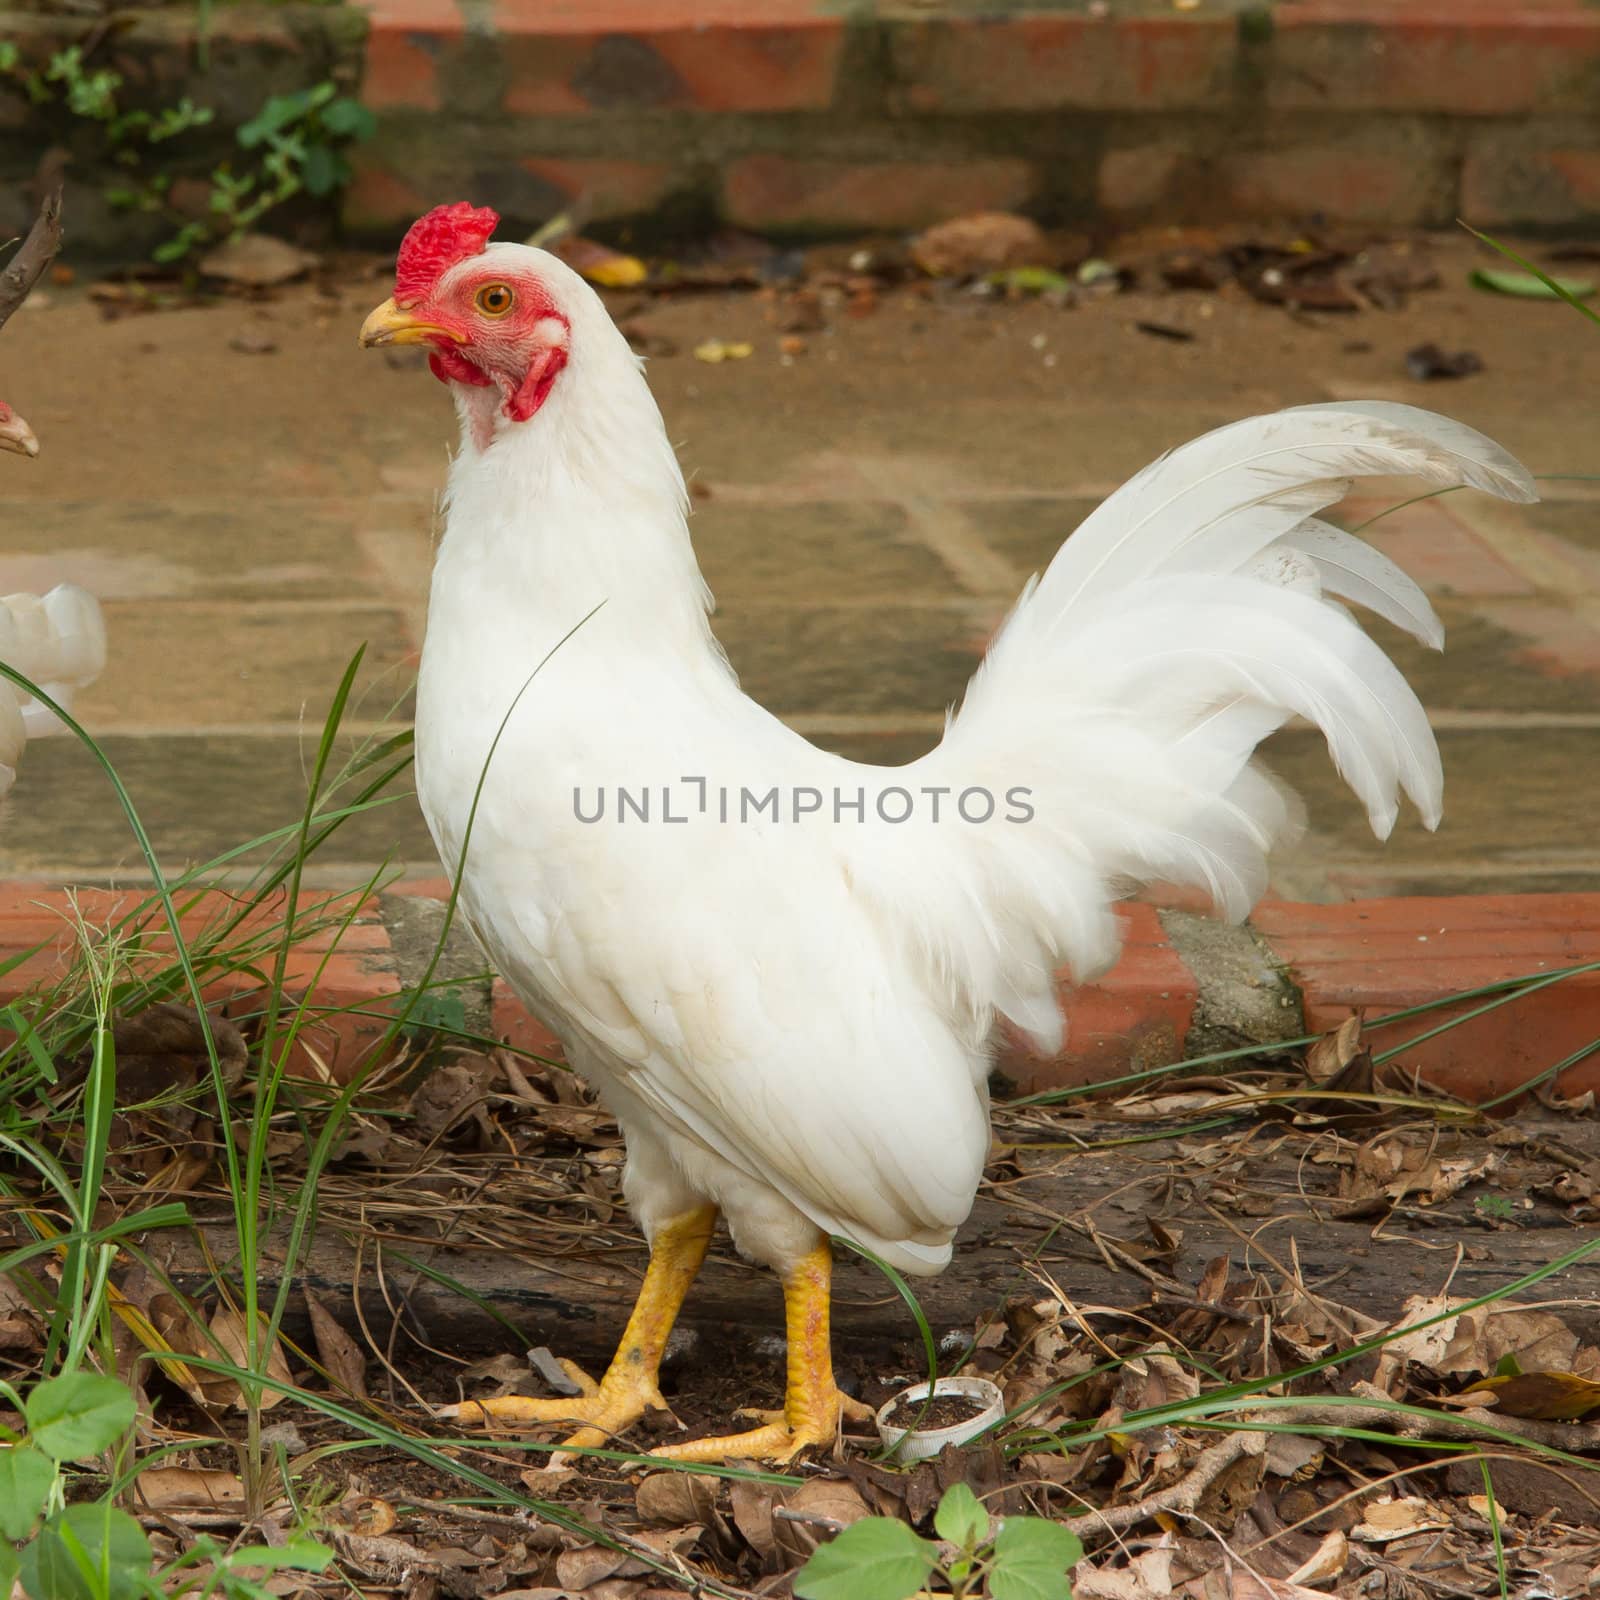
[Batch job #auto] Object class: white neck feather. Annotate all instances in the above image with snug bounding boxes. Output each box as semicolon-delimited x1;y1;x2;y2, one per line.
432;299;719;667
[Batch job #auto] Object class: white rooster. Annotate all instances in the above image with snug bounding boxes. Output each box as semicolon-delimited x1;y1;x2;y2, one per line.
360;203;1534;1462
0;399;107;798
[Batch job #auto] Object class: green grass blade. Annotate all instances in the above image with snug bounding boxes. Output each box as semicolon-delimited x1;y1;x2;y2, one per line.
1461;223;1600;327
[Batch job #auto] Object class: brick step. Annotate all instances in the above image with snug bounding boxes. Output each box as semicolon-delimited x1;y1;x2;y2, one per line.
347;0;1600;237
9;0;1599;257
1;883;1595;1105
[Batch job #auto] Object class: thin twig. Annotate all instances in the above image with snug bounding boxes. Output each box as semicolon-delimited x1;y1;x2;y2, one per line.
1074;1430;1267;1544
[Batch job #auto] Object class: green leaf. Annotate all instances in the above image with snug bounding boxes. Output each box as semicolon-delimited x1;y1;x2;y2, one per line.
222;1541;334;1576
0;1540;17;1597
934;1482;990;1550
0;1443;54;1538
1461;223;1600;329
793;1519;938;1600
988;266;1073;295
19;1503;151;1600
153;223;207;264
1469;267;1596;301
990;1517;1084;1600
25;1372;135;1461
238;93;304;147
318;97;375;141
299;142;341;197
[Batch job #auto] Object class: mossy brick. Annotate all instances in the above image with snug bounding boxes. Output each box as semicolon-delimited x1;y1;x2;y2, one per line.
1268;5;1600;116
883;13;1239;114
1462;140;1600;231
1201;133;1455;228
493;9;848;118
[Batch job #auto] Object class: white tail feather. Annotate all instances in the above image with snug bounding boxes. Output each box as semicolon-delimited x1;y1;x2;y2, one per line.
841;403;1535;1052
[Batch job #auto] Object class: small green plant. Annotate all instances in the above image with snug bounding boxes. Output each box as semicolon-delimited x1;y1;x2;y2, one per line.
0;41;373;266
793;1483;1082;1600
2;1369;326;1600
1475;1193;1516;1222
0;1368;332;1599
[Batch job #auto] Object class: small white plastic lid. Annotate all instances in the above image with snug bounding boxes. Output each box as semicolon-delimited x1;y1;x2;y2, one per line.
874;1376;1005;1462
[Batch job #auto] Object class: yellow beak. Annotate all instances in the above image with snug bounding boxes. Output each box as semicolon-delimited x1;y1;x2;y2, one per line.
358;297;466;349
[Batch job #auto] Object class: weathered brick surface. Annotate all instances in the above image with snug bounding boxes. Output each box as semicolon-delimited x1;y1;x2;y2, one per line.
517;157;684;221
3;878;1598;1105
1462;140;1600;230
1267;6;1600;116
1204;136;1454;228
1253;896;1600;1104
0;886;400;1084
723;155;1035;235
1096;143;1191;220
15;0;1600;251
495;11;846;118
885;13;1237;115
343;154;433;232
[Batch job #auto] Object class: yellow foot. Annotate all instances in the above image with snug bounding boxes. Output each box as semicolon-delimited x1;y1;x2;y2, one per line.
437;1360;670;1455
649;1391;875;1464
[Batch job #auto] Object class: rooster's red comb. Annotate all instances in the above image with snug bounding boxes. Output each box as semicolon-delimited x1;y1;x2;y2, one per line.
395;202;500;304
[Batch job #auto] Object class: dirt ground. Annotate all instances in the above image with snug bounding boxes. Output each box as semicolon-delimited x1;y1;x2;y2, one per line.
14;1025;1592;1600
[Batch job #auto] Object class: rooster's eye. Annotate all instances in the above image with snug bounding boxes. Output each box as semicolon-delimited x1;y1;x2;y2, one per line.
475;283;515;317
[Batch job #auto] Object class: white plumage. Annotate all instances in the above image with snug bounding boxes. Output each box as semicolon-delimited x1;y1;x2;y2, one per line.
363;222;1534;1459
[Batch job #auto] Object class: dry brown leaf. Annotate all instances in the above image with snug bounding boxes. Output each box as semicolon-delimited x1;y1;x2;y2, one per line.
1456;1369;1600;1421
339;1497;398;1537
133;1467;245;1510
335;1534;435;1581
1350;1495;1450;1544
1075;1566;1172;1600
771;1479;871;1562
1375;1295;1579;1390
1285;1529;1348;1587
206;1305;293;1410
548;235;647;289
305;1288;367;1399
635;1472;719;1527
1263;1433;1323;1480
911;212;1051;278
1305;1015;1362;1083
727;1478;777;1562
459;1351;532;1394
554;1545;637;1590
1226;1573;1340;1600
1116;1351;1200;1414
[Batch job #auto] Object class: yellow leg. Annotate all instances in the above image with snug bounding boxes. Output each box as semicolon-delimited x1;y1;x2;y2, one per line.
649;1239;873;1464
437;1205;716;1454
